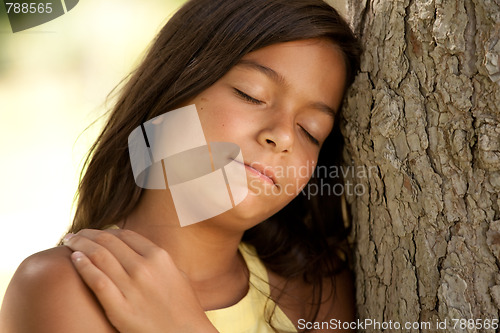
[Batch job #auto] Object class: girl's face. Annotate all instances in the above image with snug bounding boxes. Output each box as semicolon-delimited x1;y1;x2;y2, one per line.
186;38;346;228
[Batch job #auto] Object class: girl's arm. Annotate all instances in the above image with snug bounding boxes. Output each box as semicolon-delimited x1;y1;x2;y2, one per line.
0;246;118;333
270;265;355;332
61;229;219;333
314;269;356;332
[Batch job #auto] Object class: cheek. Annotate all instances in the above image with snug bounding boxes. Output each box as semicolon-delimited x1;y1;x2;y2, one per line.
281;155;318;194
196;99;242;141
203;115;248;144
196;101;232;141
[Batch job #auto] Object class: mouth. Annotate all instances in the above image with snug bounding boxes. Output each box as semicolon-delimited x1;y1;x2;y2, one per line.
233;160;277;186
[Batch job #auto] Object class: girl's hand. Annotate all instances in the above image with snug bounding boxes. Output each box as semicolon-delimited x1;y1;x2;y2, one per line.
62;229;218;333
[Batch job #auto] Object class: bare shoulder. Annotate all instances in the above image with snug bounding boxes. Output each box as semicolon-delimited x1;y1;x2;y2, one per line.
269;268;355;332
0;246;117;333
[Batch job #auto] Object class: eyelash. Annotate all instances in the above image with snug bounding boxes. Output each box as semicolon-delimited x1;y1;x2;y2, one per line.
233;88;319;146
299;125;320;146
233;88;263;105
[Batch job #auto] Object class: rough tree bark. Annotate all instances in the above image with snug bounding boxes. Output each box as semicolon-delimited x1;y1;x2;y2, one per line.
341;0;500;331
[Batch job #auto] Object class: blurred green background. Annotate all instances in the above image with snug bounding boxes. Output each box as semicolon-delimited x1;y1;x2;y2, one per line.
0;0;187;304
0;0;347;304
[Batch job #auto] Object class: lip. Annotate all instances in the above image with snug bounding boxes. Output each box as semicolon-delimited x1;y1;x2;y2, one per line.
234;160;277;186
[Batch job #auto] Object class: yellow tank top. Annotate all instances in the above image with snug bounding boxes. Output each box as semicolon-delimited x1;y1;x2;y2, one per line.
205;242;298;333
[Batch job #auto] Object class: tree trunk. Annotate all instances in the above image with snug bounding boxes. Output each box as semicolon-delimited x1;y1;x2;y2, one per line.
342;0;500;331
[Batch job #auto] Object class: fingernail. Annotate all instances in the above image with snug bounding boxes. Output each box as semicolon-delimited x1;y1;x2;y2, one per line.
71;251;84;262
63;233;75;244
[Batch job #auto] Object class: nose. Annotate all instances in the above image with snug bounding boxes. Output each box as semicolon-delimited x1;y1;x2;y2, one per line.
257;117;294;153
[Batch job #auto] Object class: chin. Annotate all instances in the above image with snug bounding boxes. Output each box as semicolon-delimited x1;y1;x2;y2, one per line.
201;200;282;232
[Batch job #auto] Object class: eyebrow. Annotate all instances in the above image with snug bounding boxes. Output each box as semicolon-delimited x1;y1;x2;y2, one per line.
237;59;288;87
309;102;336;118
236;59;336;118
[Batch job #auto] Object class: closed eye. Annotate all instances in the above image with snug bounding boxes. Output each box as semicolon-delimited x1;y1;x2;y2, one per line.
233;88;263;105
299;125;319;146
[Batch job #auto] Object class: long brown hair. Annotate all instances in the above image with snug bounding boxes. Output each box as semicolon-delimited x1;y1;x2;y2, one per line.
68;0;361;330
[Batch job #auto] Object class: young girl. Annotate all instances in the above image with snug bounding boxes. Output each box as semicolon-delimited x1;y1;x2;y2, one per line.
0;0;361;332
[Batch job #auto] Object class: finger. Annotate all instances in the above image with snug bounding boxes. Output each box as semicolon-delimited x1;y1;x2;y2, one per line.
72;229;145;265
63;231;133;289
105;229;166;259
71;251;127;315
103;230;181;286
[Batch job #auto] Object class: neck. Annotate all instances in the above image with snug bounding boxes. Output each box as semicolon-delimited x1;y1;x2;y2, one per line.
122;189;246;284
